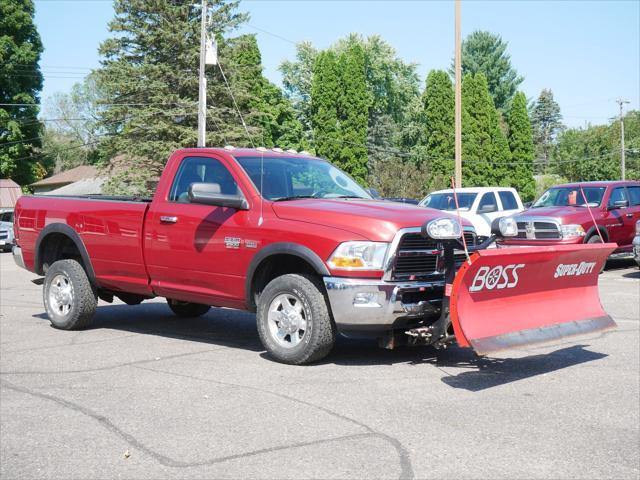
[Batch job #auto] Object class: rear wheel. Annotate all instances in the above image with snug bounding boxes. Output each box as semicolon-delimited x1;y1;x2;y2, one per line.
43;259;97;330
166;299;210;318
256;274;336;365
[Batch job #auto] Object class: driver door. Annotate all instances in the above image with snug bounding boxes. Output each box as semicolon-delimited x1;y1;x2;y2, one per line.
145;154;253;307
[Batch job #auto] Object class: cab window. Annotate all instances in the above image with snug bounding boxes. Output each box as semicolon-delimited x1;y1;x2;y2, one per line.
169;156;238;203
498;191;518;210
627;186;640;206
477;192;498;213
608;187;629;208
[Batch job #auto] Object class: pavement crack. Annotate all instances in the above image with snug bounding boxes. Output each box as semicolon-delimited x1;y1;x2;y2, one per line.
0;378;398;474
0;348;220;375
134;364;415;480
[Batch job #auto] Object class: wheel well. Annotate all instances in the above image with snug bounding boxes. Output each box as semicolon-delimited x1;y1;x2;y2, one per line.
37;233;86;275
585;226;608;242
249;254;318;311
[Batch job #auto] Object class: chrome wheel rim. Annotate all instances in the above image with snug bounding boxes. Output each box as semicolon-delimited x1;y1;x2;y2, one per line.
49;274;73;316
267;293;307;349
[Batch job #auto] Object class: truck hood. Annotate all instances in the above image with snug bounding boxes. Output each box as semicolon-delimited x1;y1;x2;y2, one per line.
515;206;592;224
271;198;470;241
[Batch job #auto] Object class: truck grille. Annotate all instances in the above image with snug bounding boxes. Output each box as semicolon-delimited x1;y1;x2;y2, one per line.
515;220;561;239
391;231;476;281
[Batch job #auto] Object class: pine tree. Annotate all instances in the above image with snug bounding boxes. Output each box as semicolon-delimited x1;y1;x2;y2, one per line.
531;88;563;169
420;70;454;187
456;31;523;112
337;44;369;185
0;0;45;185
96;0;249;193
311;50;341;164
506;91;535;200
461;73;511;186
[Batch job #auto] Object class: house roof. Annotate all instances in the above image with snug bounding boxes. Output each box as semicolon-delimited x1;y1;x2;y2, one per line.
31;165;98;187
40;177;106;196
0;179;22;209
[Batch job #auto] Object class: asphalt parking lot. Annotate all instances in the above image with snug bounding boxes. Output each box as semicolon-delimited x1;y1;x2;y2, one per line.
0;252;638;480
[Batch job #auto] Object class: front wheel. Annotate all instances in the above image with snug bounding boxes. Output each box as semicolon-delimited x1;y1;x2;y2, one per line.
256;274;336;365
43;259;97;330
166;299;210;318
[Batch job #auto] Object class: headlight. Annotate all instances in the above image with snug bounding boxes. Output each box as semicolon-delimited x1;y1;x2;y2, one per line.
327;241;389;270
560;224;585;239
425;218;462;239
498;217;518;237
636;220;640;236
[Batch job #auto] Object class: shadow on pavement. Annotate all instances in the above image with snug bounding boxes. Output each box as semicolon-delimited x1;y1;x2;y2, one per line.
32;303;608;386
436;344;607;392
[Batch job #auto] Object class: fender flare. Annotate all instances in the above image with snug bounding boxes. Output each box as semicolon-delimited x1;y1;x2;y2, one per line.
584;224;608;242
34;223;97;284
245;242;330;307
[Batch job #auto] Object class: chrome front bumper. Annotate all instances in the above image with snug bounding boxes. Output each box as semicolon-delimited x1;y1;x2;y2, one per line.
323;276;444;334
12;245;26;270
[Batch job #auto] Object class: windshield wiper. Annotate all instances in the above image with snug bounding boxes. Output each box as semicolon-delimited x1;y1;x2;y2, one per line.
273;195;317;202
332;195;364;199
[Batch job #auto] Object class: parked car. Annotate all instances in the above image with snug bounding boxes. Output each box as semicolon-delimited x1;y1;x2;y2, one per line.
11;148;616;364
418;187;524;240
504;181;640;256
0;210;15;252
633;220;640;268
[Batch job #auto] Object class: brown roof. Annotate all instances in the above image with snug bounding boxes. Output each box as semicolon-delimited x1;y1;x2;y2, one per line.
31;165;98;187
0;179;22;209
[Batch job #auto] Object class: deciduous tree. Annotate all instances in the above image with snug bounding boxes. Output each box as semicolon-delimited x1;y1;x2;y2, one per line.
0;0;45;186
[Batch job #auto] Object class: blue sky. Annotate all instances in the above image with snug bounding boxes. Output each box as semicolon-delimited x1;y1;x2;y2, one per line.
34;0;640;127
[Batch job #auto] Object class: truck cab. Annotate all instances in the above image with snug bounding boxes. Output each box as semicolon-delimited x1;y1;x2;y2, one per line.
505;181;640;253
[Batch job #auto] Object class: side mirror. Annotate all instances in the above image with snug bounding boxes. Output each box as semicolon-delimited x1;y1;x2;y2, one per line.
478;204;497;214
608;199;629;210
188;183;249;210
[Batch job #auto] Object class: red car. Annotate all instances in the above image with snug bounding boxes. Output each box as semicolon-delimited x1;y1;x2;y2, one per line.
505;181;640;255
11;148;617;364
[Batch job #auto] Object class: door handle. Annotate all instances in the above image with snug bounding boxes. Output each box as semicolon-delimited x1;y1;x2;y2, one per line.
626;213;633;218
160;216;178;224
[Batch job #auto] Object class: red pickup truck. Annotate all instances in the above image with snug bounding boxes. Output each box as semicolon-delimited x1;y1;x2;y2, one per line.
11;148;617;364
505;181;640;255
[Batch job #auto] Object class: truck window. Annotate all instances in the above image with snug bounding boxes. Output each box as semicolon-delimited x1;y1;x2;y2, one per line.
477;192;498;213
169;156;238;203
627;186;640;206
498;191;518;210
608;187;628;207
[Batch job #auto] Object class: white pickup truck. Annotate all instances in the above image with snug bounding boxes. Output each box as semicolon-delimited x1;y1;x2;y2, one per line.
418;187;524;240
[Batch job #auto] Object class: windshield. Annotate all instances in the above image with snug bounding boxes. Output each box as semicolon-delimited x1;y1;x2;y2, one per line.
532;187;605;208
235;156;371;201
419;192;477;211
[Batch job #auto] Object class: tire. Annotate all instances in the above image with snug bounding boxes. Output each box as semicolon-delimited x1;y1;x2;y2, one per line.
43;259;97;330
586;234;607;273
256;274;336;365
166;299;210;318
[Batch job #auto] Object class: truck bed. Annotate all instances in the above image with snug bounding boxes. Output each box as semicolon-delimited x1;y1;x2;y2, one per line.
16;195;153;296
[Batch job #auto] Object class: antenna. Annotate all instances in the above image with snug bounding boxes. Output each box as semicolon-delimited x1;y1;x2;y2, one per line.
258;151;264;226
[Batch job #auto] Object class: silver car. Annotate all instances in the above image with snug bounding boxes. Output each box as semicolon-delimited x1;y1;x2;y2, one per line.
0;210;14;252
633;220;640;268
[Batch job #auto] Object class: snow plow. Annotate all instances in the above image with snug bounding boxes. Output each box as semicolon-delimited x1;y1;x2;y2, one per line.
419;214;617;355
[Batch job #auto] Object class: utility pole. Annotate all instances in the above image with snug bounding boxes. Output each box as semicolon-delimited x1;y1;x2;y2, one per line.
197;0;207;147
454;0;462;187
615;98;629;180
